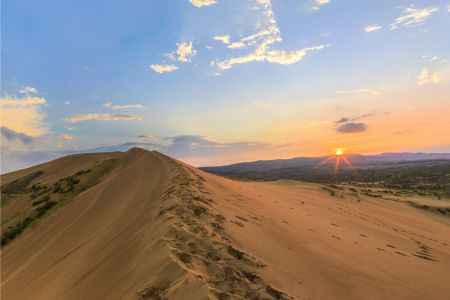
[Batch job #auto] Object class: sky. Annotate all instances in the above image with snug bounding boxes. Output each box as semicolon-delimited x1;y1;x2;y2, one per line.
1;0;450;172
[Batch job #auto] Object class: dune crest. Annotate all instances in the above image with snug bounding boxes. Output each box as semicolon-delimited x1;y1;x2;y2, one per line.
2;149;289;299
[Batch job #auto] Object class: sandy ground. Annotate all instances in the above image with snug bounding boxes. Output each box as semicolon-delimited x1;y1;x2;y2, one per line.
2;148;450;299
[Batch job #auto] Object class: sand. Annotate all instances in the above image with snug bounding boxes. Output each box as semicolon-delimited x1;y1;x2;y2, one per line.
1;148;450;299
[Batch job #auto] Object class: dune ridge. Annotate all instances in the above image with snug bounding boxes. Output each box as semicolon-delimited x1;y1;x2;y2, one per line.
2;148;289;299
2;148;450;299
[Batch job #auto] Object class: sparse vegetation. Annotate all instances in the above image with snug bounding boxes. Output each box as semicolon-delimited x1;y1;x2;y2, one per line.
1;159;118;247
203;159;450;199
1;200;57;246
1;171;43;195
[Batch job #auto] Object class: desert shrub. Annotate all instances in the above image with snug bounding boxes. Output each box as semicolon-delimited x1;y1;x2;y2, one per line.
75;169;91;176
2;199;59;246
32;194;51;206
35;201;57;218
1;171;43;194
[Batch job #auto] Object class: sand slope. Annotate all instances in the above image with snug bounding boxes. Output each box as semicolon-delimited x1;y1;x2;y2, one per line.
2;148;450;299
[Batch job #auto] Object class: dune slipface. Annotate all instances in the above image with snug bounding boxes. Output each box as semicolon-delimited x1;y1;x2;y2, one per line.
1;148;450;299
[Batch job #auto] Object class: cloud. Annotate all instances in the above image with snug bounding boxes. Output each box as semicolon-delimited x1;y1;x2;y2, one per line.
161;135;279;160
227;42;246;49
0;96;46;106
137;134;158;142
336;122;367;133
335;117;349;124
0;95;48;136
176;42;197;63
417;68;441;85
150;64;178;73
63;113;141;123
421;54;445;63
1;147;59;174
151;42;196;73
19;86;38;94
335;113;375;125
103;102;144;110
1;127;34;144
214;35;230;44
64;126;75;131
337;88;379;96
1;135;283;173
64;101;71;105
364;25;382;32
189;0;217;7
58;142;159;155
391;5;438;30
59;133;75;140
211;0;328;72
111;104;143;110
311;0;331;10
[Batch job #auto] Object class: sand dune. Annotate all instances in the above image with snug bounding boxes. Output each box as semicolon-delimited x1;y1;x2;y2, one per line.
1;148;450;299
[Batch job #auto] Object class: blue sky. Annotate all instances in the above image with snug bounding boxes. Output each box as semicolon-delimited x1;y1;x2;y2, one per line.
1;0;450;172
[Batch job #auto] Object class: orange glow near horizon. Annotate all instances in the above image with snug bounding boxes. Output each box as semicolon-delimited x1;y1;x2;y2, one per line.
315;147;355;175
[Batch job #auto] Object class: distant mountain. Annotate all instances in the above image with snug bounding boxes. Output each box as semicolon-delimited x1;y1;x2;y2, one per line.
201;153;450;196
201;152;450;174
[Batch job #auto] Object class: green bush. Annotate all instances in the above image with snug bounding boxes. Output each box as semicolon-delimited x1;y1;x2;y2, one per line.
1;171;43;194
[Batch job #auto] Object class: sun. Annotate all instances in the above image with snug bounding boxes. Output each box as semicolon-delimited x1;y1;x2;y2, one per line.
335;149;344;156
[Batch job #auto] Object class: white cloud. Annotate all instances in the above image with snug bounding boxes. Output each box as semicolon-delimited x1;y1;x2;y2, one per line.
265;45;328;64
112;104;144;110
176;41;197;62
59;134;75;140
189;0;217;7
150;64;178;73
0;95;48;137
212;0;328;72
0;96;46;106
337;89;380;96
228;42;246;49
214;35;230;44
311;0;331;11
364;25;382;32
151;42;196;72
64;101;71;105
421;54;445;63
63;113;142;123
417;68;441;85
104;102;143;110
64;126;75;131
391;5;438;30
18;86;38;94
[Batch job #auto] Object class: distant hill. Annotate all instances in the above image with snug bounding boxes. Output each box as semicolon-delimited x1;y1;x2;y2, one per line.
202;152;450;173
201;153;450;197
